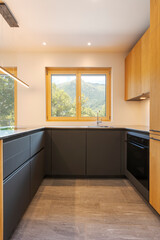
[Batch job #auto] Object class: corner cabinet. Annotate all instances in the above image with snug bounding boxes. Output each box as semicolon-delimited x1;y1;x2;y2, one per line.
125;28;150;100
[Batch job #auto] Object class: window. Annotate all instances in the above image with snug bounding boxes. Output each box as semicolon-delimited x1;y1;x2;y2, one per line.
46;68;111;121
0;68;17;127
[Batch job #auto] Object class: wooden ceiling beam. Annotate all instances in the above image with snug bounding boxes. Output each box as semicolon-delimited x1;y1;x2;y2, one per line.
0;2;19;27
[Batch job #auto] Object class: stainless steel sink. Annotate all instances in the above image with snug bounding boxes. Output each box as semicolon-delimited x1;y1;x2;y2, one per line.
88;125;114;128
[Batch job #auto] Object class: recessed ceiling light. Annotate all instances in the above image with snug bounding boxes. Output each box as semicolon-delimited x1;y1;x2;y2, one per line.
88;42;91;46
42;42;47;46
140;97;146;100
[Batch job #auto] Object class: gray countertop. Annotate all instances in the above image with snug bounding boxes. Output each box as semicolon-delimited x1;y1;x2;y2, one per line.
0;125;149;140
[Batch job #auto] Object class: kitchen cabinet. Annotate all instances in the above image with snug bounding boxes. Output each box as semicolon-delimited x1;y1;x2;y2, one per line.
31;149;45;199
125;28;150;100
3;161;30;240
45;130;52;176
125;39;141;100
150;0;160;31
141;28;150;94
31;131;45;156
150;134;160;214
3;130;45;240
87;130;122;176
52;130;86;176
150;27;160;132
125;51;132;100
3;135;30;179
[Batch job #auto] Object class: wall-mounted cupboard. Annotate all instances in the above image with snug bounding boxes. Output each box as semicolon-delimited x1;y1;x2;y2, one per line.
125;28;150;100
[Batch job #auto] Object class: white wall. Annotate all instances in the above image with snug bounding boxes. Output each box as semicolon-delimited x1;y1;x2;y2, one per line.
0;52;149;127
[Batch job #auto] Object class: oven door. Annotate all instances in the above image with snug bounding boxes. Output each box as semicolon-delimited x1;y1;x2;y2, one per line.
127;141;149;190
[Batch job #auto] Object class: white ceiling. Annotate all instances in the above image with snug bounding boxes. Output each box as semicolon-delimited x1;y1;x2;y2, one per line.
0;0;150;53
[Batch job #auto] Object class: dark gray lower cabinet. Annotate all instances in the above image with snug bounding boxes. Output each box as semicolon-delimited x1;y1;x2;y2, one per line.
31;131;45;156
52;130;86;176
3;161;30;240
3;135;30;179
31;149;44;199
87;130;122;176
45;130;52;176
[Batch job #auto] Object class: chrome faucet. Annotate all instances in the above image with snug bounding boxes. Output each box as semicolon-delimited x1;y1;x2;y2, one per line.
97;111;102;126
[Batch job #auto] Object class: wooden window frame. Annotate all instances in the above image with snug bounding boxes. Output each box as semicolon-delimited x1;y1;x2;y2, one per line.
46;67;111;121
0;67;17;126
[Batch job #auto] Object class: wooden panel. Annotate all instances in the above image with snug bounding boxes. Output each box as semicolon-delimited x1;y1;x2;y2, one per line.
0;140;3;240
150;28;160;132
150;0;160;31
125;40;141;100
141;28;150;94
125;52;132;100
150;136;160;214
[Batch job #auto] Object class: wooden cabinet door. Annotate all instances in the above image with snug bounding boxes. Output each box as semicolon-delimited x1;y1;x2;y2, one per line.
150;0;160;31
150;135;160;214
150;28;160;132
125;40;141;100
141;28;150;94
125;51;132;100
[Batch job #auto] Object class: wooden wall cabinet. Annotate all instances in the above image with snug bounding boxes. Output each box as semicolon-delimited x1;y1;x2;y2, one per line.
125;28;150;100
150;0;160;31
125;40;141;100
141;29;150;94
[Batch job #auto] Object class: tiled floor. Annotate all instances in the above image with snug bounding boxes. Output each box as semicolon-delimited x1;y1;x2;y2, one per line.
11;178;160;240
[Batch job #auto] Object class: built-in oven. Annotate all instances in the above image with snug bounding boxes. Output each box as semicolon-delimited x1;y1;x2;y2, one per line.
127;132;149;191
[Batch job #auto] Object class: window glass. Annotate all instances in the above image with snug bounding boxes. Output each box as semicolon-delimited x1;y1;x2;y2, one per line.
51;74;76;117
81;74;106;117
0;74;15;127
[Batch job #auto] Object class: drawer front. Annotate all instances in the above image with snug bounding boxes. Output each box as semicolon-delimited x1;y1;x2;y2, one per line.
3;161;30;240
31;131;45;156
31;149;44;199
3;136;30;179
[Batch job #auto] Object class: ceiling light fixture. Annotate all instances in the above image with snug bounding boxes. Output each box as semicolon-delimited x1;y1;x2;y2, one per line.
0;2;19;27
140;96;146;100
0;66;29;88
88;42;91;46
42;42;47;46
